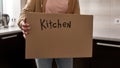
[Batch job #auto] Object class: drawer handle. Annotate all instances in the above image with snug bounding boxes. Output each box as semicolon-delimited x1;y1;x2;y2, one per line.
97;42;120;48
1;35;17;40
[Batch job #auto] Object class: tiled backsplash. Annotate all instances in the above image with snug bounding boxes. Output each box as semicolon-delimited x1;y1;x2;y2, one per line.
79;0;120;38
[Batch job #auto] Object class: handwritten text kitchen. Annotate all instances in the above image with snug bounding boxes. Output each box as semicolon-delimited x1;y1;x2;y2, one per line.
40;19;72;30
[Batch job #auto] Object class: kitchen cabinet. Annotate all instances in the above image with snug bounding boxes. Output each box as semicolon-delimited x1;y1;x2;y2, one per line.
92;39;120;68
73;38;120;68
0;31;36;68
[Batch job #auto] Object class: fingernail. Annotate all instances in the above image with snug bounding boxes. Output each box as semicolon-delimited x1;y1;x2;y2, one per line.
28;27;31;30
26;23;30;26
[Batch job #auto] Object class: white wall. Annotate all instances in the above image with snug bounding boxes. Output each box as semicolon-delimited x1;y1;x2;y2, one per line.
3;0;21;26
0;0;3;20
2;0;120;38
79;0;120;38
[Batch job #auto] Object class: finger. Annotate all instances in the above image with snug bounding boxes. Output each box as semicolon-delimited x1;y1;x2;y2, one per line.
22;31;29;36
23;34;26;39
21;19;30;27
24;18;27;23
22;27;30;33
22;23;30;27
21;22;31;31
24;31;29;35
22;25;30;30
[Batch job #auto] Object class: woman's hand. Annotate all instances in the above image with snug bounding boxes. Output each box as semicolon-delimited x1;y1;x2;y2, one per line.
20;19;30;38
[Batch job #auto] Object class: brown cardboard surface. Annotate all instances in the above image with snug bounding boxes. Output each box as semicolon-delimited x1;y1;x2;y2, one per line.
26;12;93;58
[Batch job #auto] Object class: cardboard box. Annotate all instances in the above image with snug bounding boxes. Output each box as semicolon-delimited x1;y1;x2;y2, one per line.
26;12;93;58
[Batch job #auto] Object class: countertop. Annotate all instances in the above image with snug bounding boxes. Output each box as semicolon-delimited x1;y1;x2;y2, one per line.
0;25;120;42
93;32;120;42
93;33;120;48
0;26;21;36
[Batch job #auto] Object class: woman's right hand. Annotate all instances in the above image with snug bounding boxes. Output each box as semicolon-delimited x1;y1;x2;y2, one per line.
20;19;30;38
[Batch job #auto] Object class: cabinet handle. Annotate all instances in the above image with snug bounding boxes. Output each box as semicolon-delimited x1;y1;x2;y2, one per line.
1;35;17;40
97;42;120;48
